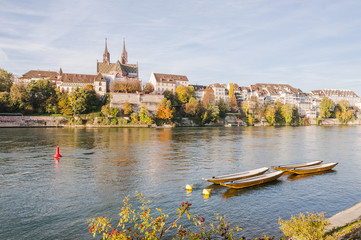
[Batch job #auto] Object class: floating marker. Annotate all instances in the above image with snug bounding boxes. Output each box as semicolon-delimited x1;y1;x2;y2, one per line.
54;146;62;158
202;188;211;195
185;184;193;191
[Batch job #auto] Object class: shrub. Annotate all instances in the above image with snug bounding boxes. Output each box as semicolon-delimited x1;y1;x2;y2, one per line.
111;118;118;125
88;192;241;239
117;118;128;125
279;212;329;240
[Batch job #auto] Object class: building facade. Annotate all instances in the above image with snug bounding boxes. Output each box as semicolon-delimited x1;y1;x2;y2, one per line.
149;72;189;94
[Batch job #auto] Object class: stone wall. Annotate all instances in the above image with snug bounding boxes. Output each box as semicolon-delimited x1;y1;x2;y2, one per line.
0;116;68;127
110;93;163;112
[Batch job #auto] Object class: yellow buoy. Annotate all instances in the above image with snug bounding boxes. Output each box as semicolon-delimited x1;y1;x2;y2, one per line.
185;184;193;191
202;188;211;195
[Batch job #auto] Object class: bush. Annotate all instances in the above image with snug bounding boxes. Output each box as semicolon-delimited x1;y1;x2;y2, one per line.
88;192;241;239
279;212;329;240
111;118;118;125
117;118;128;125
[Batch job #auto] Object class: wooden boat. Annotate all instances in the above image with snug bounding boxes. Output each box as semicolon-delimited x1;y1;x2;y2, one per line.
220;171;284;189
284;162;338;175
270;160;323;171
202;167;269;184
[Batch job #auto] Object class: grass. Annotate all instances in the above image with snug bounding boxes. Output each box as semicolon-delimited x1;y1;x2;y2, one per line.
324;219;361;240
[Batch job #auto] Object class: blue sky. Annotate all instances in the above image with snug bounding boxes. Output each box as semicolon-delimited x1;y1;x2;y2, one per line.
1;0;361;95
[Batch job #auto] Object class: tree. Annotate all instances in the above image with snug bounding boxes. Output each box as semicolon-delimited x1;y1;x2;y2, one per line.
265;104;277;125
143;82;154;94
186;86;196;100
281;103;294;124
319;97;334;118
157;106;173;123
69;87;99;114
0;68;13;92
175;85;188;104
335;100;355;124
122;102;133;115
0;92;11;112
217;98;229;119
110;79;141;93
101;104;111;116
202;88;215;108
10;83;30;112
184;97;198;116
230;95;239;112
26;79;56;113
139;106;153;124
110;107;119;118
229;83;235;100
58;93;72;116
163;90;177;107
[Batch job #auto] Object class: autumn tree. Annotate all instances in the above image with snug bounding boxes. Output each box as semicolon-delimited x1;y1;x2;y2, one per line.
101;104;110;116
175;85;188;104
143;82;154;94
58;93;72;116
157;98;173;123
110;79;141;93
230;95;239;112
0;68;13;92
184;97;198;116
335;100;355;124
122;102;133;115
229;83;235;99
319;97;334;118
202;88;215;108
281;103;294;124
186;86;196;100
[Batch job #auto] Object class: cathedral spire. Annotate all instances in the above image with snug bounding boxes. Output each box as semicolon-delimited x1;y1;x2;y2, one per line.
103;38;110;64
121;38;128;64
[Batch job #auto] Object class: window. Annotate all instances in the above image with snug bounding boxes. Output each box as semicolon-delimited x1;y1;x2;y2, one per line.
99;82;102;86
99;87;102;91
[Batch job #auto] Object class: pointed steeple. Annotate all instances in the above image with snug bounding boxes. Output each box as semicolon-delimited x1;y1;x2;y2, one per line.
103;38;110;64
58;67;63;75
121;38;128;64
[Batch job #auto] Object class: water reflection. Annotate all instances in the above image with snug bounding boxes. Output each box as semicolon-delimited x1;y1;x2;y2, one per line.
222;180;283;199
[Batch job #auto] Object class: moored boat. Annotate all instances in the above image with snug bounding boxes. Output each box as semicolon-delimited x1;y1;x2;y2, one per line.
284;162;338;175
270;160;323;171
219;171;284;189
202;167;269;184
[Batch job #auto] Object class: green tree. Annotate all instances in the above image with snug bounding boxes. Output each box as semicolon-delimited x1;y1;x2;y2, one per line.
139;106;153;124
184;97;198;116
281;103;294;124
10;83;30;112
319;97;334;118
217;98;229;119
26;79;56;113
0;92;11;112
163;90;177;107
130;112;139;123
110;107;119;118
69;87;99;114
335;100;355;124
0;68;13;92
175;85;188;104
122;102;133;115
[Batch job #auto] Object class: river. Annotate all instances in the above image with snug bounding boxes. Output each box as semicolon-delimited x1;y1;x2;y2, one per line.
0;126;360;239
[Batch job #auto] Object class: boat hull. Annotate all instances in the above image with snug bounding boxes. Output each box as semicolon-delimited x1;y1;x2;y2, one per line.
286;162;338;175
271;160;323;171
202;167;269;184
220;171;284;189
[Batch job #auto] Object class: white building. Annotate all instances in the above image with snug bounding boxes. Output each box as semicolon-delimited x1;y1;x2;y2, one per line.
208;83;228;102
310;89;361;107
149;72;189;95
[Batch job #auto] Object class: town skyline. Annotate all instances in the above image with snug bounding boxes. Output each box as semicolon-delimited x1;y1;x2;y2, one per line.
2;0;361;95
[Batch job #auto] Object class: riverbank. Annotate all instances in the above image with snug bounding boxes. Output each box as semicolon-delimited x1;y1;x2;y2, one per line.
2;115;361;128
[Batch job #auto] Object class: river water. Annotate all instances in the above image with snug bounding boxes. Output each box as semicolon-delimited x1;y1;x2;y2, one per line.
0;126;360;239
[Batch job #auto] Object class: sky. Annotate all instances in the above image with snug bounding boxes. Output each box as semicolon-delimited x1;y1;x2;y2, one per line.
1;0;361;95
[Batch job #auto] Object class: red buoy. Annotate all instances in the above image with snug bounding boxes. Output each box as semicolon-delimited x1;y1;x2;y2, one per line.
54;146;62;158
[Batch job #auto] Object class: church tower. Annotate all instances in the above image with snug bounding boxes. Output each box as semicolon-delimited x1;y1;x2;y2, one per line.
103;38;110;64
121;38;128;64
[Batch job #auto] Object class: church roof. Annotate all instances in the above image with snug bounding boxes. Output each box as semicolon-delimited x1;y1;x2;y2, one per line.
97;61;138;74
20;70;58;80
153;73;189;83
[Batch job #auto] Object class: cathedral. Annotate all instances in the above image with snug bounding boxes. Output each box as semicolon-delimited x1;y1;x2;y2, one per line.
97;38;139;89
